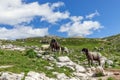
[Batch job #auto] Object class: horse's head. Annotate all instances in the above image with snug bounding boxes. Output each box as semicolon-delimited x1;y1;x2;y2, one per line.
51;39;56;43
82;48;88;53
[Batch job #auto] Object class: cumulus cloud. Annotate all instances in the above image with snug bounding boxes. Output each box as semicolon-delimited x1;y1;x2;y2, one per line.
0;0;69;25
86;10;99;19
0;26;48;40
51;2;64;10
70;16;83;22
0;0;102;39
0;0;70;39
59;16;102;37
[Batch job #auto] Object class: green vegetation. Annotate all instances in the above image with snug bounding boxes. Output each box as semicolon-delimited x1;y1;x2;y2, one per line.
98;78;102;80
25;49;37;58
0;49;73;77
95;72;105;77
107;77;116;80
0;34;120;78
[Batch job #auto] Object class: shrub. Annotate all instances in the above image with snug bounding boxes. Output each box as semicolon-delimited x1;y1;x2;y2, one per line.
95;72;104;77
98;78;102;80
107;77;115;80
25;49;37;58
0;51;4;55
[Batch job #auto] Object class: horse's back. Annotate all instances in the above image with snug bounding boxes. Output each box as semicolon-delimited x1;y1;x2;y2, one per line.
90;51;102;60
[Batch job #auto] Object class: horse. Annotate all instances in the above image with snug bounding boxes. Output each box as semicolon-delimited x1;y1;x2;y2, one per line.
50;39;60;52
82;48;102;66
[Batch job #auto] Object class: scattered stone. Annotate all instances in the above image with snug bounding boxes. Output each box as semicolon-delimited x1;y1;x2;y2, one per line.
0;44;25;51
36;53;42;58
58;56;71;62
86;68;92;73
25;71;50;80
56;56;86;72
0;72;24;80
74;64;86;73
91;67;96;72
42;55;56;61
73;72;88;80
52;72;59;75
93;66;106;77
106;60;113;66
56;73;69;80
44;66;54;70
69;77;80;80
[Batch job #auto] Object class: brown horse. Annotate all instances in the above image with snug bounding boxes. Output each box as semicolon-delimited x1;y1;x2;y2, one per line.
50;39;60;52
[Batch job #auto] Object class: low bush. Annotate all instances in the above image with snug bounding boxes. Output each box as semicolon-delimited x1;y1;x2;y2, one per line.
25;49;37;58
95;72;105;77
0;50;4;55
107;77;116;80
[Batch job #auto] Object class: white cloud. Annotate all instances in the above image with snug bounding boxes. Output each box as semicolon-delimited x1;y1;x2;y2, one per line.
59;16;102;37
86;10;99;19
51;2;64;10
0;0;69;39
0;0;103;39
0;26;48;40
70;16;83;22
0;0;69;25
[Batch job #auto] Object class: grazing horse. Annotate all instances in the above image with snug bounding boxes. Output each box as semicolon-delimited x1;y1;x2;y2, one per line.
82;48;102;66
50;39;60;52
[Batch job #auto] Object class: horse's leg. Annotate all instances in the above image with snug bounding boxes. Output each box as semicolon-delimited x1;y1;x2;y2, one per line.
87;59;91;67
91;60;93;66
98;59;101;66
58;47;61;54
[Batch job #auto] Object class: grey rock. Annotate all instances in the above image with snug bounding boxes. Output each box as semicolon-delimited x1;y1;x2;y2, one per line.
0;72;24;80
58;56;71;62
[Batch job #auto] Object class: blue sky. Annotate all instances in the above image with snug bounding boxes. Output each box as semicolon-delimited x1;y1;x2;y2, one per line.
0;0;120;39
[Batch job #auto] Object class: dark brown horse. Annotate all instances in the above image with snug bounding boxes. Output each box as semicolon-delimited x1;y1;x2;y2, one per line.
50;39;60;52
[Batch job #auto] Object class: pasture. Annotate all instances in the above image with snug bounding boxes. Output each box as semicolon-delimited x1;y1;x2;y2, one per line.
0;35;120;78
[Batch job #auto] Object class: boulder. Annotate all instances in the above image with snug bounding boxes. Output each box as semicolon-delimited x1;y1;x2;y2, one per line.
74;64;86;73
56;61;75;70
42;55;56;61
106;60;113;66
56;56;86;72
56;73;69;80
91;67;96;72
0;72;24;80
69;77;80;80
36;53;42;58
44;66;54;70
25;71;50;80
93;66;106;77
100;56;107;67
73;72;88;80
58;56;71;62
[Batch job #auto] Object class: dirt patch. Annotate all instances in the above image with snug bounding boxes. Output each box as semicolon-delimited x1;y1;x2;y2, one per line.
105;68;120;80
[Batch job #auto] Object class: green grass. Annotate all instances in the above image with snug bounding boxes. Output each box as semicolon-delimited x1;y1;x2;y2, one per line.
107;77;116;80
0;35;120;78
0;49;48;73
0;49;74;78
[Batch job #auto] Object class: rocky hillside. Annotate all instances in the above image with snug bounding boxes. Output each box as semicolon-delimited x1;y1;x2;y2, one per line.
0;34;120;80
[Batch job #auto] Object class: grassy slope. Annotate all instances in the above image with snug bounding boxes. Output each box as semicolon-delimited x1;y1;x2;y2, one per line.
0;35;120;77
